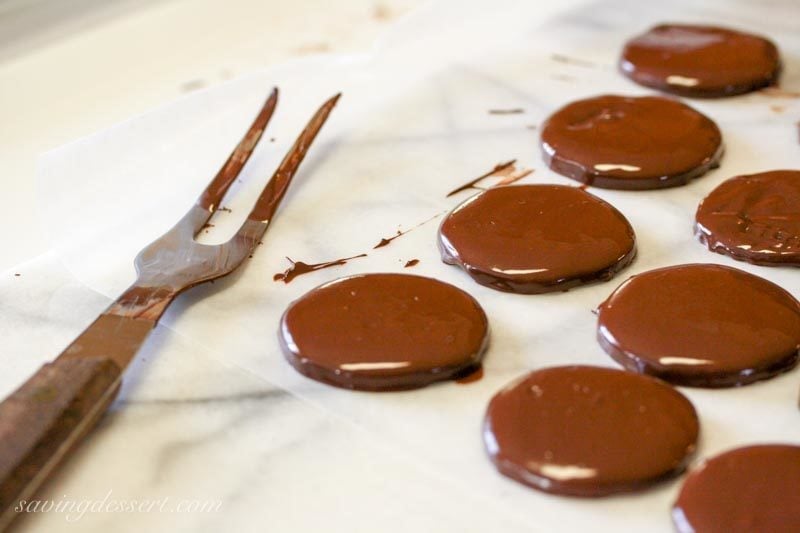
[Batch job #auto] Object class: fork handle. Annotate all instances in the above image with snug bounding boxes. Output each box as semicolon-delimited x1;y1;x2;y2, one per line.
0;313;156;529
0;358;121;528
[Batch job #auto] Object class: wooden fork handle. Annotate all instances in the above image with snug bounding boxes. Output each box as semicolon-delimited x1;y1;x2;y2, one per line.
0;358;121;528
0;313;156;529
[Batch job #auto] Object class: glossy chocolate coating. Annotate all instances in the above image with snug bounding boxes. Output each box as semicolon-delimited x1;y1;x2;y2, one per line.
597;264;800;387
673;445;800;533
621;24;781;98
484;365;698;497
279;273;489;391
540;95;723;190
695;170;800;266
438;185;636;293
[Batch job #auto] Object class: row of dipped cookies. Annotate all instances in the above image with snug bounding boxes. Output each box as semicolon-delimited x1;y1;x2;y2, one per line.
277;22;798;533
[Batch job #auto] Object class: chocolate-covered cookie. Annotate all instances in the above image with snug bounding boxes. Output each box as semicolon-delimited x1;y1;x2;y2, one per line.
438;184;636;293
597;264;800;387
695;170;800;266
280;273;488;391
673;445;800;533
621;24;781;98
540;95;723;189
484;366;698;497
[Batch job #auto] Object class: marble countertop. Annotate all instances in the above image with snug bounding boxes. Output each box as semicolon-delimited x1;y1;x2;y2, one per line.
3;0;800;531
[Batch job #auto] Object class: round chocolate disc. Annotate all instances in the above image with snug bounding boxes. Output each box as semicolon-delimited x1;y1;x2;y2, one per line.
695;170;800;266
673;445;800;533
620;24;781;98
540;95;723;190
438;184;636;294
483;365;699;497
597;264;800;387
279;273;489;391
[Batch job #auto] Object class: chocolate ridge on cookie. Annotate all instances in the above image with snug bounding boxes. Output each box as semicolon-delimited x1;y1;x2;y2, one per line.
695;170;800;266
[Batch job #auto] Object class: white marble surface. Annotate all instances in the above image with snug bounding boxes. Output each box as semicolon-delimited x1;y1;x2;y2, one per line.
4;0;800;531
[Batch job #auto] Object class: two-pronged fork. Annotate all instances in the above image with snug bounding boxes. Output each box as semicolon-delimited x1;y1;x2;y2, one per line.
0;88;339;528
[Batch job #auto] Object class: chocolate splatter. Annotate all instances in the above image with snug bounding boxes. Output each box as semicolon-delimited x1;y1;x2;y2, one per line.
489;108;524;115
373;212;444;249
273;254;367;284
446;160;534;197
180;79;208;93
404;259;420;268
447;160;515;197
456;365;483;384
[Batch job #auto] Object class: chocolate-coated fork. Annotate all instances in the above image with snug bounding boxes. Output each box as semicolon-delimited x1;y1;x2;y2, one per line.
0;88;339;529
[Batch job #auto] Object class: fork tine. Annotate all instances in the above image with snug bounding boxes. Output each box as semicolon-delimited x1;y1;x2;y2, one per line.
197;87;278;215
246;92;341;224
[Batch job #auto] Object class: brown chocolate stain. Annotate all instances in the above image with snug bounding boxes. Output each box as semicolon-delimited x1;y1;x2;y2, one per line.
404;259;420;268
180;79;208;93
769;104;786;113
373;212;444;249
273;254;367;284
456;365;483;384
372;3;392;21
489;108;525;115
446;160;534;197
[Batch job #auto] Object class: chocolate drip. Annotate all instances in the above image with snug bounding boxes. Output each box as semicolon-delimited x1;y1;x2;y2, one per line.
273;254;366;284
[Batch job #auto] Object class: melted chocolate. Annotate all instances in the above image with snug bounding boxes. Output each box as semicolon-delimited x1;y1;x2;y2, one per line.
273;254;366;284
447;160;517;197
456;365;483;384
673;445;800;533
621;24;781;98
695;170;800;266
540;95;723;189
597;264;800;387
438;184;636;294
404;259;420;268
484;365;698;497
373;212;443;248
279;273;489;391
